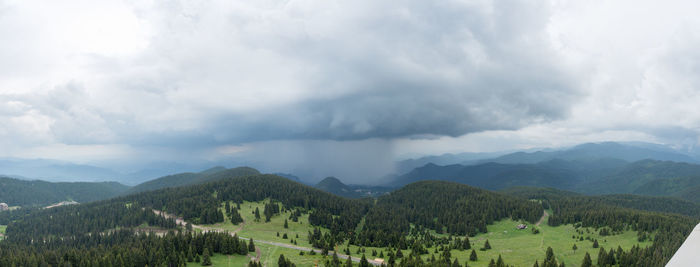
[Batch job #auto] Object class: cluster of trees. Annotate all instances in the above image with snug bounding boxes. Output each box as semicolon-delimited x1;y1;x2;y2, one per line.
0;230;249;267
224;200;244;224
356;181;543;246
5;201;177;244
263;202;281;222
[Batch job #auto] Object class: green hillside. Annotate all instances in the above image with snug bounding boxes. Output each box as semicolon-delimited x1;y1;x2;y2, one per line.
393;159;700;202
126;166;260;194
0;174;696;266
0;176;129;207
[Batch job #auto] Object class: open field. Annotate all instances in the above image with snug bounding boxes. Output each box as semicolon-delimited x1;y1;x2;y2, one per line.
196;201;652;267
338;216;651;267
202;200;321;248
186;253;251;267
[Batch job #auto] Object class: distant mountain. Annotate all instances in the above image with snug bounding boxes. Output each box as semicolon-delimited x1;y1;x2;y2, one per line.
0;158;121;183
580;160;700;194
0;176;130;207
395;161;571;190
315;176;392;198
126;166;260;194
482;142;697;165
391;158;700;202
396;151;509;174
316;177;352;193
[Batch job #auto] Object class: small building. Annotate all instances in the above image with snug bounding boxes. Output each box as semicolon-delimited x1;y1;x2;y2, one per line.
516;224;528;230
374;258;385;264
0;203;9;211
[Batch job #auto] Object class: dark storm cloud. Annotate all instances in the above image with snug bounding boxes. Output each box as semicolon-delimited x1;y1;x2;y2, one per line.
110;0;581;146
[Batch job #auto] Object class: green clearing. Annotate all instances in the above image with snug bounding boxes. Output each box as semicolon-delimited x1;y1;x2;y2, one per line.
338;218;651;267
256;243;329;267
199;201;651;267
202;200;321;248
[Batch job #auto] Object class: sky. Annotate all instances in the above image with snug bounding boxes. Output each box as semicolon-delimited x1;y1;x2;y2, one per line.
2;0;700;183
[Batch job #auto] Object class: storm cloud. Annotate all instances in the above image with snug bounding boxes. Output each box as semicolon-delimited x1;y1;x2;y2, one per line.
2;0;700;182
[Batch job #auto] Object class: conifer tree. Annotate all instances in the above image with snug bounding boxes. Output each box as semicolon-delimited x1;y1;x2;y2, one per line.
248;238;256;252
484;239;491;250
202;248;212;266
581;252;592;267
360;254;370;267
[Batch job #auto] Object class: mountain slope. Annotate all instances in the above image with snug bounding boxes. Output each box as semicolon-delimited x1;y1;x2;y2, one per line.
392;158;700;200
580;160;700;194
390;160;592;190
315;177;353;195
0;176;130;207
126;166;259;194
483;142;697;165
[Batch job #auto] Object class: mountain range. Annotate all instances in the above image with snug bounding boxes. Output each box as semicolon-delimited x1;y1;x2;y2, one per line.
390;142;700;202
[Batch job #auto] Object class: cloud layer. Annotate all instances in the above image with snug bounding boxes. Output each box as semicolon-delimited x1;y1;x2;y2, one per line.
2;0;700;182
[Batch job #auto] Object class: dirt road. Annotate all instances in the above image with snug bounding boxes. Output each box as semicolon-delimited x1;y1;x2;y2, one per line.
153;210;383;266
535;210;549;227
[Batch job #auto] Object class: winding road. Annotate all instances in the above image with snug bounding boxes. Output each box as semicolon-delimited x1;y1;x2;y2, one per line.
153;210;383;266
536;210;549;227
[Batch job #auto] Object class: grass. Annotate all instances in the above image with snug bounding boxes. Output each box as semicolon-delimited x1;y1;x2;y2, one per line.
202;200;321;248
199;201;652;267
187;253;251;267
336;217;651;267
257;242;329;267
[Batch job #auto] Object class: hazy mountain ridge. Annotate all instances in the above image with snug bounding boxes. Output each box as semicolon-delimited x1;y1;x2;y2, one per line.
480;142;698;165
391;142;700;202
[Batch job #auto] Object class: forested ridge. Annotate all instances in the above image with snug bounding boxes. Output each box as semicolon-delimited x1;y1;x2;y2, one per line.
0;176;129;207
0;174;697;266
126;166;260;194
357;181;543;247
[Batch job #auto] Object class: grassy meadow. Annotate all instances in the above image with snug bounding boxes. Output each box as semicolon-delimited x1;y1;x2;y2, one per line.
195;201;652;267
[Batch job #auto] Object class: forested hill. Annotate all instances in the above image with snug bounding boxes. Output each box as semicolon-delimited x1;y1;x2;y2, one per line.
0;176;129;207
358;181;543;246
502;186;700;218
314;176;393;198
392;159;700;202
1;173;697;266
126;166;260;194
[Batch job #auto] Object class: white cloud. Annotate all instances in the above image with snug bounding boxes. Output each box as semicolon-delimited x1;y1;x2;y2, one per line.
1;0;700;181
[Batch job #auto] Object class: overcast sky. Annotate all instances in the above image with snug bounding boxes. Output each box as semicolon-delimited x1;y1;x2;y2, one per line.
2;0;700;182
